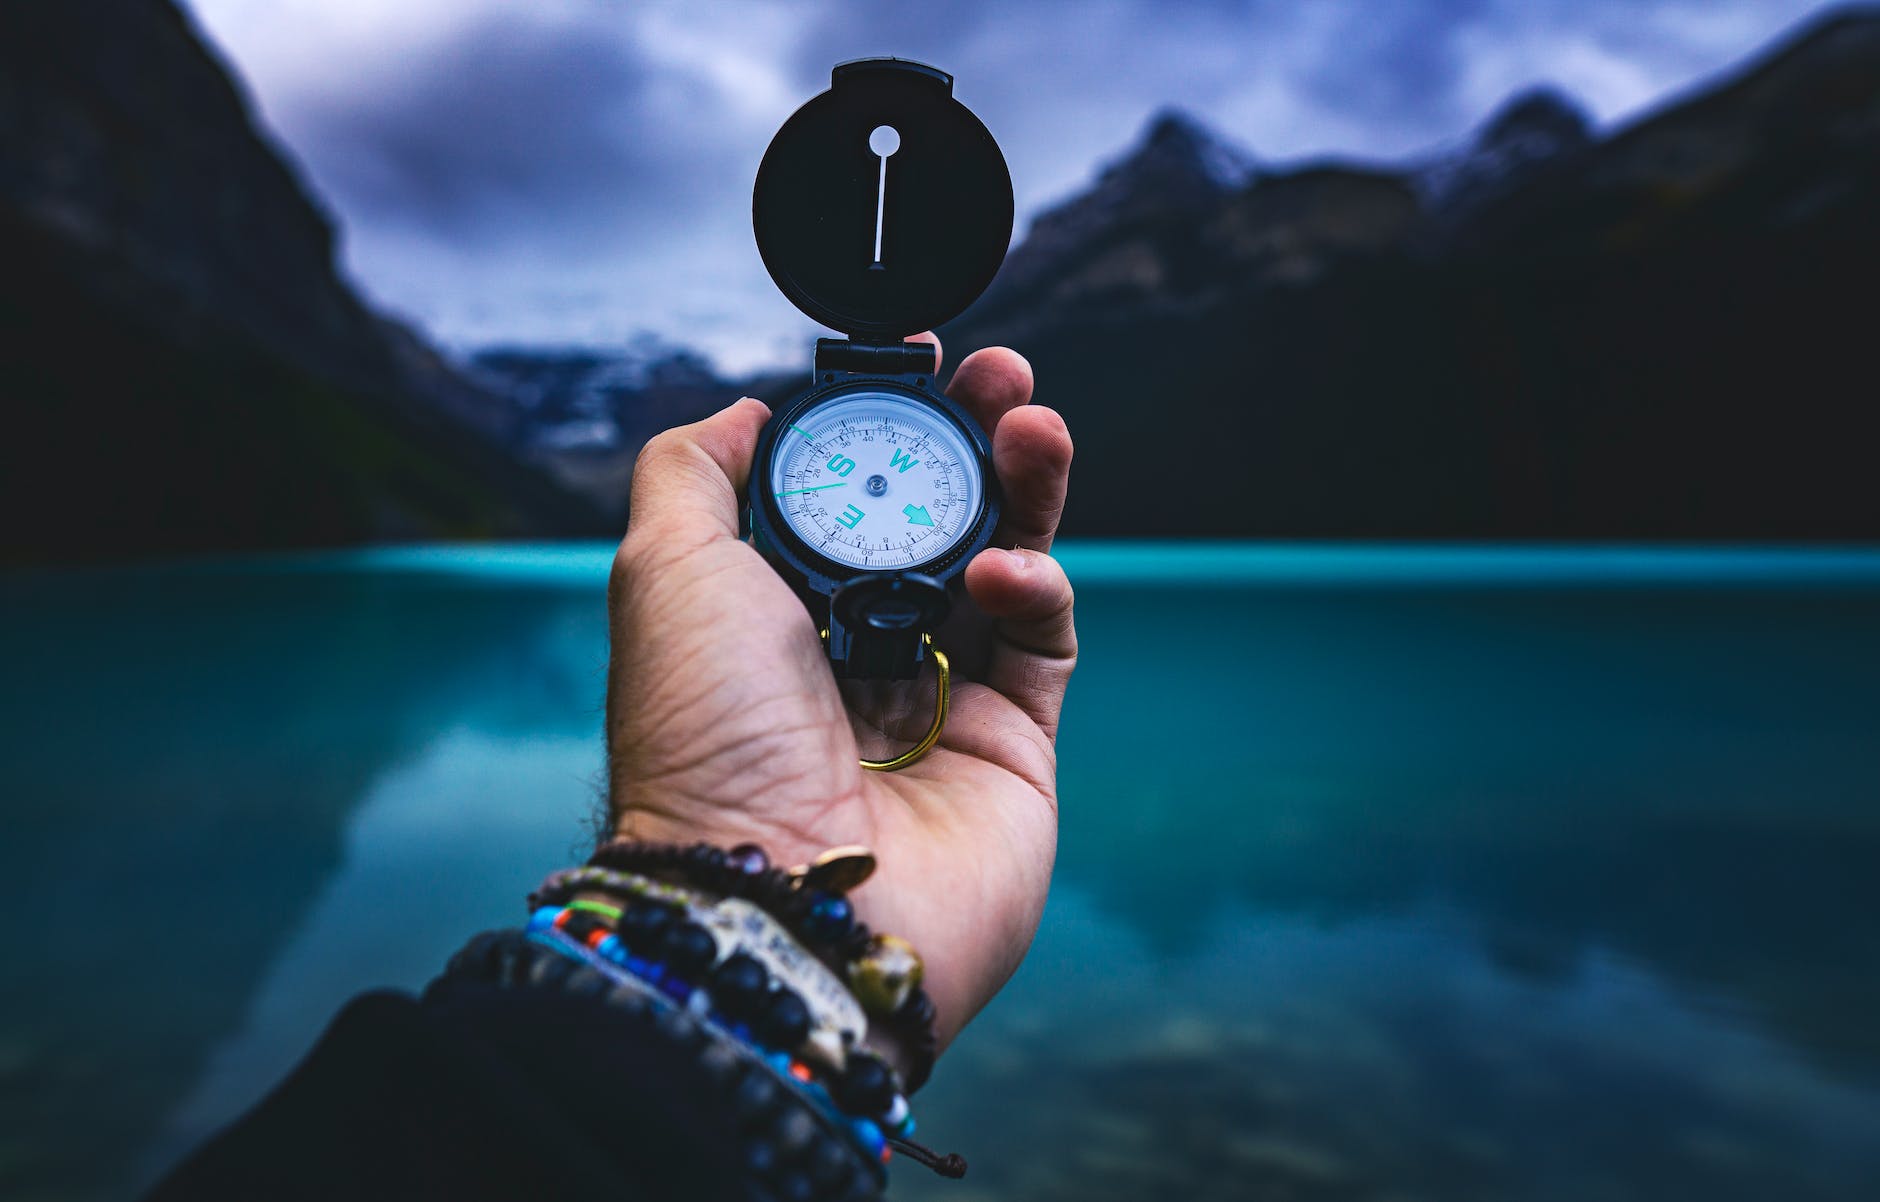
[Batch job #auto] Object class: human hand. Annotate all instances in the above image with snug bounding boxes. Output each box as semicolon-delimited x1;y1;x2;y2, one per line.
605;334;1074;1074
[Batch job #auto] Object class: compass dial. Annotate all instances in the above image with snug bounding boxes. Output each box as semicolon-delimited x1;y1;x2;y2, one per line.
768;390;985;572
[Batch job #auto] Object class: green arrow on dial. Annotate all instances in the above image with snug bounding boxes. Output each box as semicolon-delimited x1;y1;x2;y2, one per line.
903;504;934;527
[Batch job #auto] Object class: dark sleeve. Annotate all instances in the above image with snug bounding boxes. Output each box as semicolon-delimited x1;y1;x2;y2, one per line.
145;982;753;1202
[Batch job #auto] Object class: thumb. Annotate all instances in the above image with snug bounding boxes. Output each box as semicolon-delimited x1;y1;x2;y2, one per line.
625;398;771;545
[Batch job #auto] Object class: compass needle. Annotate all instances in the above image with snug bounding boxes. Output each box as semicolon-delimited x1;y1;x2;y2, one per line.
776;482;849;497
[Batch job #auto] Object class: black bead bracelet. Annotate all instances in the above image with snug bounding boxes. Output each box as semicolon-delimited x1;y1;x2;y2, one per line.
585;839;940;1091
550;894;909;1128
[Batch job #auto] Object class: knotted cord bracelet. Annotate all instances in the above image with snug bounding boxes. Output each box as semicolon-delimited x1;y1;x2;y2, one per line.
585;839;941;1092
530;866;704;913
431;928;889;1200
526;917;913;1158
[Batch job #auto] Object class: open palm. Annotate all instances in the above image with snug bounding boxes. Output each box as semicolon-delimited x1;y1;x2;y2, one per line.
606;336;1074;1071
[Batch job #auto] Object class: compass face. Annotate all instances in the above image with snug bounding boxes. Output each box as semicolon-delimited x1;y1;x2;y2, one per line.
767;389;985;572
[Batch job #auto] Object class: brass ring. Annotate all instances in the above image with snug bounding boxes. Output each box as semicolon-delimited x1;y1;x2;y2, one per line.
860;634;949;773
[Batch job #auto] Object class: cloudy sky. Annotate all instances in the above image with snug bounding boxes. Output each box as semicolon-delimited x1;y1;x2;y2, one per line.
182;0;1837;373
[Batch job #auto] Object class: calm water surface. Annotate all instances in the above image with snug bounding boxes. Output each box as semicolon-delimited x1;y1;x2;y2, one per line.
3;544;1879;1201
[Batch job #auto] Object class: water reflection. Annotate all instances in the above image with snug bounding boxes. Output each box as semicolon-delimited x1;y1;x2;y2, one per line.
0;568;607;1201
913;895;1880;1202
145;726;603;1178
1051;588;1880;1081
1;550;1876;1201
899;583;1880;1201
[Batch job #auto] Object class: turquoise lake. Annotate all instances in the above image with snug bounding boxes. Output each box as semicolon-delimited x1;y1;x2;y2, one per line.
4;543;1879;1200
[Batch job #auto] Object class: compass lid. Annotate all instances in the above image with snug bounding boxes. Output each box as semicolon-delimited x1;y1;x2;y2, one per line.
753;58;1014;342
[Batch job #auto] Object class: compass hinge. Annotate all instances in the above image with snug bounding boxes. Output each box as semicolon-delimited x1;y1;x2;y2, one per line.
813;338;937;379
825;573;949;680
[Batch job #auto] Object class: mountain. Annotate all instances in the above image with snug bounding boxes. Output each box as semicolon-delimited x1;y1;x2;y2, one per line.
941;7;1880;539
0;0;605;564
468;341;728;514
994;108;1259;300
8;2;1877;553
1416;87;1596;217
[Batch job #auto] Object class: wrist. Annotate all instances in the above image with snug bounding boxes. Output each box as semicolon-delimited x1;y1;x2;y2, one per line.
506;839;970;1179
860;1017;917;1087
431;927;892;1198
581;839;944;1087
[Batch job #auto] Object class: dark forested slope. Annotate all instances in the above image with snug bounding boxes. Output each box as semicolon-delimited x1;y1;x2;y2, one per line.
0;0;602;562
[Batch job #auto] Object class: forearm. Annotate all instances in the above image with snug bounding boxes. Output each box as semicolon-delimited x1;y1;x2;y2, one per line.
147;840;952;1202
146;981;771;1201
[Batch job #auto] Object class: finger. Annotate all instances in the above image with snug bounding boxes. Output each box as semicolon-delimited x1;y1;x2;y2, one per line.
946;346;1033;432
624;398;771;545
990;405;1072;553
907;329;943;376
964;547;1077;738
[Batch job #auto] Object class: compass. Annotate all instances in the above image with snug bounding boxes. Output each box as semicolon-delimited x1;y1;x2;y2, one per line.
747;59;1013;708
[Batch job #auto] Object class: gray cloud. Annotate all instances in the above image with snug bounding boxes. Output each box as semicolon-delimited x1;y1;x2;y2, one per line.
185;0;1841;371
285;13;730;242
1294;1;1493;129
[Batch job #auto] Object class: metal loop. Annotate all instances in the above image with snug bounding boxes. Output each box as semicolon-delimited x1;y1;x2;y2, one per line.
860;635;949;772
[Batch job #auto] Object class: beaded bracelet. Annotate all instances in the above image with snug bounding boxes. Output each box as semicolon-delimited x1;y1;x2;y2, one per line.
532;876;867;1076
586;839;940;1091
526;904;914;1156
433;928;888;1200
516;841;967;1180
530;864;703;912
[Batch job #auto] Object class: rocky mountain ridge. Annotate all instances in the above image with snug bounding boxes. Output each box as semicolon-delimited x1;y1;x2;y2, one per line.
1414;87;1596;216
6;1;1877;553
936;6;1880;538
467;340;728;514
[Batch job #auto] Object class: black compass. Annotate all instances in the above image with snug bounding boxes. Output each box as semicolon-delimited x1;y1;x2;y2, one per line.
748;58;1013;685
